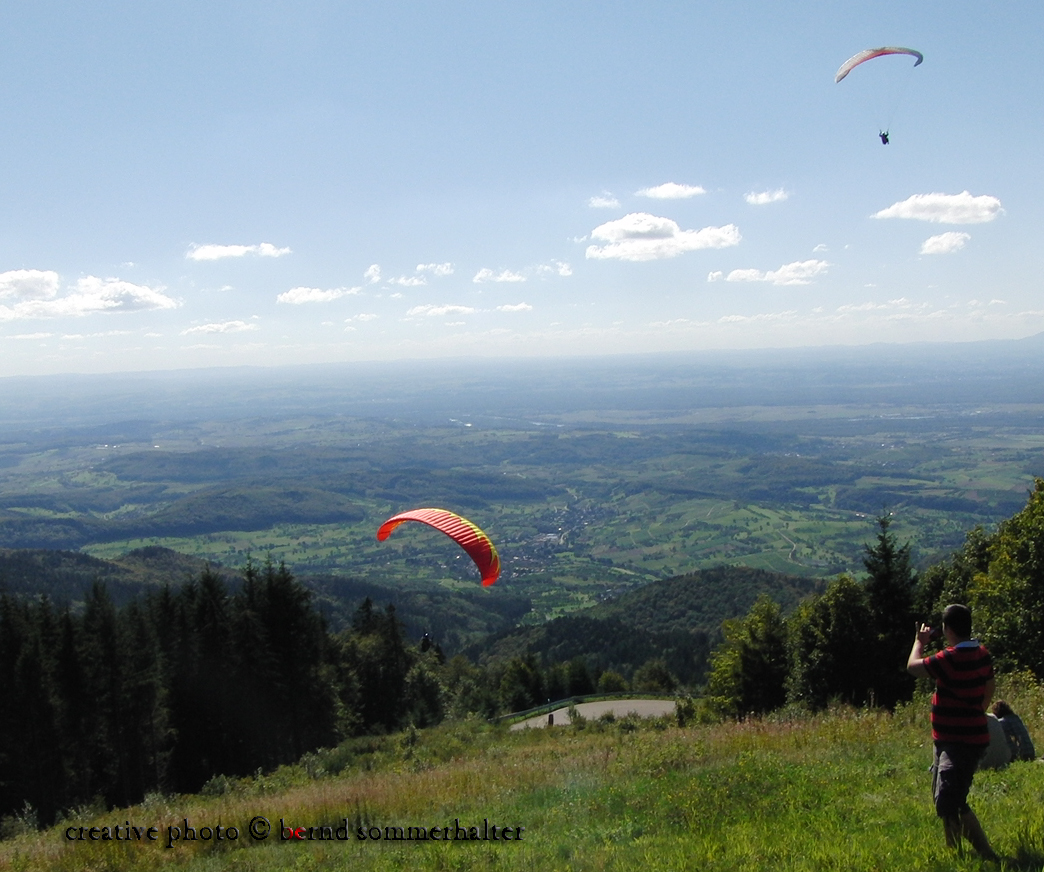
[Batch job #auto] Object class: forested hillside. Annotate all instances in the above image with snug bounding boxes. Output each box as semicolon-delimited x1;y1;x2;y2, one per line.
0;546;530;647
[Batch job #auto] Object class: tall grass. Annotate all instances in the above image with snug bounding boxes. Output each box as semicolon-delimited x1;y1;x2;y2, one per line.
4;682;1044;871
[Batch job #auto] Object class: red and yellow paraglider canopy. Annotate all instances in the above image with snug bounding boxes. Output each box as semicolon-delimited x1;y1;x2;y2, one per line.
376;508;501;586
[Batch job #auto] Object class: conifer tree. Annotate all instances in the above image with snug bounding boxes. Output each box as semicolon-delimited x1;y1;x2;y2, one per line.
862;515;917;708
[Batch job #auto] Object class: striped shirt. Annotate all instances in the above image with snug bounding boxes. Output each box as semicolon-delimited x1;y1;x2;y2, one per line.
922;640;994;745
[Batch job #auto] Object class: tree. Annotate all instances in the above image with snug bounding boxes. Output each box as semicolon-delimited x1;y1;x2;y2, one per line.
788;575;875;709
345;601;411;732
862;514;917;708
498;655;543;713
916;526;992;617
969;478;1044;676
597;670;629;694
632;658;677;694
705;595;788;718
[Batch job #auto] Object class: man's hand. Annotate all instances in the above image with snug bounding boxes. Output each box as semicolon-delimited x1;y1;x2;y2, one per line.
907;622;932;677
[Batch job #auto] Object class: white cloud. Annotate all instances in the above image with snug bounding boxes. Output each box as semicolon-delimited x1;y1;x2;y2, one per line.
181;320;258;335
390;275;427;287
186;242;291;261
813;243;828;253
276;286;360;304
364;264;381;284
417;263;454;276
585;213;741;262
836;298;917;314
725;259;831;286
745;188;789;205
257;243;290;257
589;194;621;208
718;311;798;324
872;191;1003;224
9;332;53;340
496;303;532;312
406;304;477;317
473;268;526;283
0;276;178;321
0;269;60;300
636;182;706;199
920;232;971;255
536;260;573;277
345;313;378;322
707;271;723;282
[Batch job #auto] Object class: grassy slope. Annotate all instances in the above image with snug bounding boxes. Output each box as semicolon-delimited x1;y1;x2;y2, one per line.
5;680;1043;872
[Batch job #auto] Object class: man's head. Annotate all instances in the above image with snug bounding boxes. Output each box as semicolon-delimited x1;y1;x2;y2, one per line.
992;700;1014;719
941;604;973;640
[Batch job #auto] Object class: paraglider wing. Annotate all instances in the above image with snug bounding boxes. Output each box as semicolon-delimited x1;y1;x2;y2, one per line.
377;508;501;586
835;47;923;83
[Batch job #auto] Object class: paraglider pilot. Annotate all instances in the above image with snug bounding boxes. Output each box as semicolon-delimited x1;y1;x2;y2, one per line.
879;130;890;145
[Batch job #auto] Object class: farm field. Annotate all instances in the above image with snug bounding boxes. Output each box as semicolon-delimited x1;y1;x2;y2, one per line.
2;401;1042;620
3;348;1044;619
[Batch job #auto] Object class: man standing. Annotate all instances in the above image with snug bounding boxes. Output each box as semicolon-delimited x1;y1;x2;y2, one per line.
907;603;998;861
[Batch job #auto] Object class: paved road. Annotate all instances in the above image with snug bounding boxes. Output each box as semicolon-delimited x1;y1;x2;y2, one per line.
509;698;676;731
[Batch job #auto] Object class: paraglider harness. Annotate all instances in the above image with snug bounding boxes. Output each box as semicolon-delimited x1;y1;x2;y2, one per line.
879;130;890;145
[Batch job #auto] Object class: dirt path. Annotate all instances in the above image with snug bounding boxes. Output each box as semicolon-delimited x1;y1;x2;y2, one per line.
509;698;676;731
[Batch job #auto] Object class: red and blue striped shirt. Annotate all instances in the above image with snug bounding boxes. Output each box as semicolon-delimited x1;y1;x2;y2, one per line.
922;641;994;745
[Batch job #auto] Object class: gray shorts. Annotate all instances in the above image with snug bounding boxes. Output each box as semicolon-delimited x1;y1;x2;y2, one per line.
932;742;985;819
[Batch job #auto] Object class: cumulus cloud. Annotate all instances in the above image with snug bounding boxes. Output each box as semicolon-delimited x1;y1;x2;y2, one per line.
872;191;1003;224
364;264;381;284
920;232;971;255
536;261;572;277
406;304;477;317
707;271;724;282
745;188;789;205
417;263;454;276
636;182;706;199
0;269;60;300
725;259;830;286
390;275;427;287
496;303;532;312
0;275;178;321
473;268;526;283
181;320;258;335
276;286;360;304
589;194;621;209
585;213;741;262
186;242;291;261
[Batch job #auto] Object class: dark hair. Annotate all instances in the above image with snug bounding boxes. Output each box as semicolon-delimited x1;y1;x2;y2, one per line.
992;700;1014;719
942;604;972;638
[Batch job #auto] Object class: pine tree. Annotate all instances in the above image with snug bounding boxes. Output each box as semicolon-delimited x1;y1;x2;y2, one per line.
862;514;917;708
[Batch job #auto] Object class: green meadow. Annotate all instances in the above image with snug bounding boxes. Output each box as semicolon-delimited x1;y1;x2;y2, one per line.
5;679;1043;872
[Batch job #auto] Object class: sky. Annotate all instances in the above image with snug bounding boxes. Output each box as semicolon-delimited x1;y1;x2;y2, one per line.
0;0;1042;376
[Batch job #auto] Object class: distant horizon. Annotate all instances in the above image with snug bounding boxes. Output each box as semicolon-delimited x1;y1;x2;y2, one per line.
3;328;1044;384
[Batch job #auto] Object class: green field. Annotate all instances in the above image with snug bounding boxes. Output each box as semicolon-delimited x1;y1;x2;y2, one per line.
4;678;1043;872
1;401;1041;619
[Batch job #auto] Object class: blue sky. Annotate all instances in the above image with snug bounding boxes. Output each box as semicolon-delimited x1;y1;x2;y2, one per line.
0;1;1040;375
